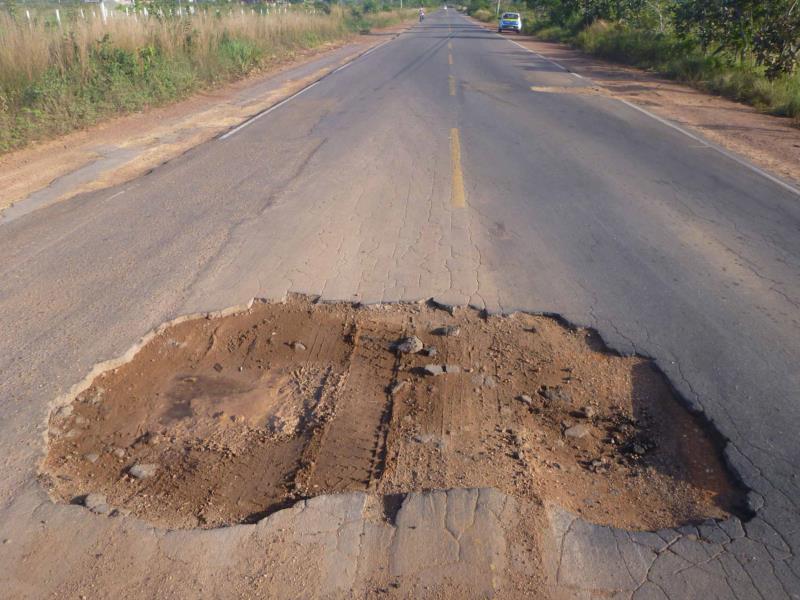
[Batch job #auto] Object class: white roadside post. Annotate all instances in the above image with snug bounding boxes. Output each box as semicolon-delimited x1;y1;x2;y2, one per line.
55;8;61;25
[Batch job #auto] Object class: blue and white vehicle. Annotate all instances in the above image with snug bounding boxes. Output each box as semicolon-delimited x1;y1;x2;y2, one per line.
498;12;522;34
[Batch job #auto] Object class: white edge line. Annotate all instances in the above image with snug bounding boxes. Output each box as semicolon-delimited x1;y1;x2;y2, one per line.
219;38;394;141
617;99;800;197
499;29;800;197
219;81;321;140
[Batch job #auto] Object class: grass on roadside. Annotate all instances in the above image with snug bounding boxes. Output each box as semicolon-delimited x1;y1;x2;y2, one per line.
572;21;800;121
0;7;413;153
517;17;800;122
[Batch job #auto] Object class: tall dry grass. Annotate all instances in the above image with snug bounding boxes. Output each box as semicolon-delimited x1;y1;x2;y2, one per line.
0;8;359;151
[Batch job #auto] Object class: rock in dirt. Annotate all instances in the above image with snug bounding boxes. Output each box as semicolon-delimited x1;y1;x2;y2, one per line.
83;493;109;514
578;406;597;419
539;386;570;403
444;364;461;374
54;405;73;420
433;325;461;337
395;336;423;354
564;424;591;440
84;453;99;464
129;463;158;479
142;431;163;446
86;388;104;405
518;395;533;406
422;346;437;357
423;364;444;376
390;380;410;396
291;341;307;352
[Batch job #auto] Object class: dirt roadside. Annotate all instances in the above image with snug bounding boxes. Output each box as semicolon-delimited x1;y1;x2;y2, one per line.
474;20;800;188
0;25;411;217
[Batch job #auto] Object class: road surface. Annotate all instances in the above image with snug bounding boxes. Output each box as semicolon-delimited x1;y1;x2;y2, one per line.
1;10;799;599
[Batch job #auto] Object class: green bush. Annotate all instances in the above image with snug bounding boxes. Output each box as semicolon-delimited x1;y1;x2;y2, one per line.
531;25;571;41
569;21;800;122
0;9;365;153
472;9;494;22
218;34;263;74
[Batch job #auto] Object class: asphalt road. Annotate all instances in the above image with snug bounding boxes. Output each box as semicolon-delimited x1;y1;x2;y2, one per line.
1;11;799;598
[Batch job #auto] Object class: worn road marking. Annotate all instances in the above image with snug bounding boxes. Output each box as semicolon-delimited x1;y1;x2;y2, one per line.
450;128;466;208
488;20;800;198
449;75;456;96
448;40;453;50
220;38;395;141
448;53;453;66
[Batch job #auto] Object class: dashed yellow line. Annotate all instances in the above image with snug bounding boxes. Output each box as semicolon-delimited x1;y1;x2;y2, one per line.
449;75;456;96
450;128;466;208
448;53;453;66
448;40;452;50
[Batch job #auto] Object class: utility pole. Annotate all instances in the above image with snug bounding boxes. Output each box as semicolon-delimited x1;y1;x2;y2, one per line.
496;0;500;16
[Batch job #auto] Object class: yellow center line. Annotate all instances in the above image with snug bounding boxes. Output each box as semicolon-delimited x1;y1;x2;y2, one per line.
448;53;453;66
449;75;456;96
448;40;452;50
450;128;466;209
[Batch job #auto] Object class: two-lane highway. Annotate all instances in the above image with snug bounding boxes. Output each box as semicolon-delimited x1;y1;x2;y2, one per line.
1;10;799;598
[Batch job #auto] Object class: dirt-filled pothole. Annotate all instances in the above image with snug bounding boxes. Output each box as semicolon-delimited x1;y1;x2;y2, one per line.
41;296;747;530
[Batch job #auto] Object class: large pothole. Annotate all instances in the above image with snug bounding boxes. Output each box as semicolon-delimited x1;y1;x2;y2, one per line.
41;296;747;530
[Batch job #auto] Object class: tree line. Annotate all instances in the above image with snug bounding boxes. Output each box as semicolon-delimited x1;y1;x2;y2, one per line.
523;0;799;77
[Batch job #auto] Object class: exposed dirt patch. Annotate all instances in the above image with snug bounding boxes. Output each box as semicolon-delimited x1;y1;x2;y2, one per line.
530;85;609;96
41;296;746;530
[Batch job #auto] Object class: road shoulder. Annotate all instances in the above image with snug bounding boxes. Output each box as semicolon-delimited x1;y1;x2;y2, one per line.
471;18;800;189
0;26;410;220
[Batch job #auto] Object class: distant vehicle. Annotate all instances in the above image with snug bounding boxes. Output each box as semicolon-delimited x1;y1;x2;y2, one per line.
498;12;522;34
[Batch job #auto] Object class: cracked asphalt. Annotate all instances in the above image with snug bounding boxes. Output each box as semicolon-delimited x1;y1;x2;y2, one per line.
0;10;799;599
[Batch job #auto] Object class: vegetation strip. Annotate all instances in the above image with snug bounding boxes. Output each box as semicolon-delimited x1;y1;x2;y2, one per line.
0;4;415;154
469;1;800;122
